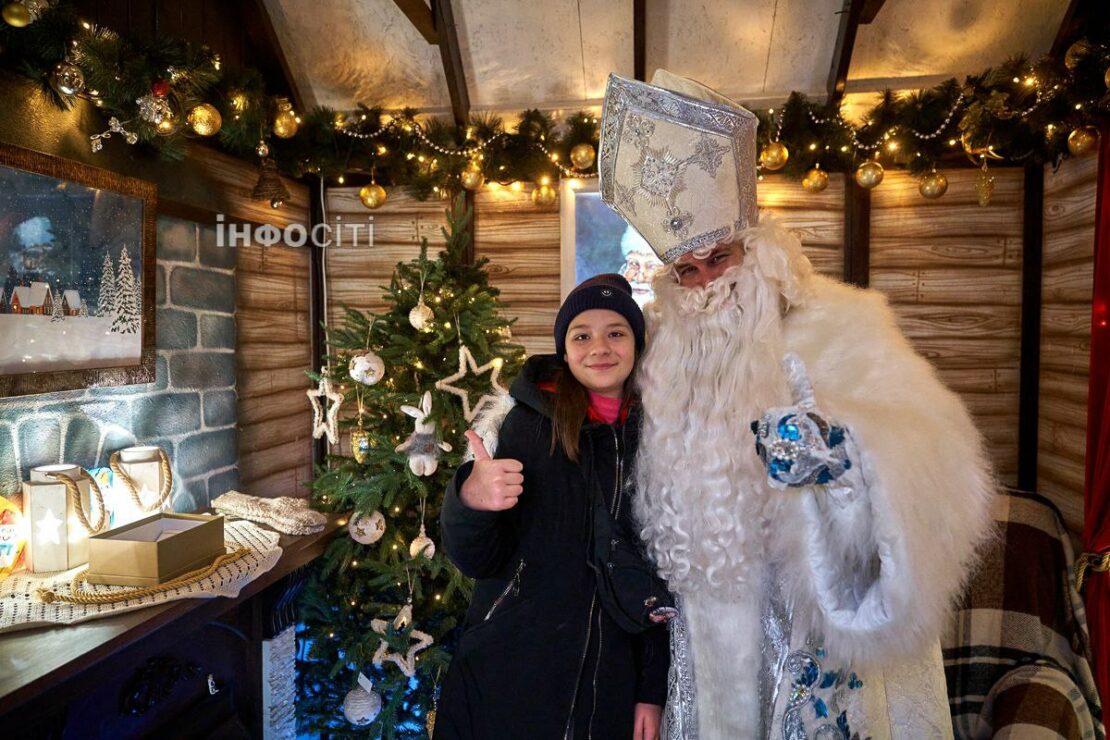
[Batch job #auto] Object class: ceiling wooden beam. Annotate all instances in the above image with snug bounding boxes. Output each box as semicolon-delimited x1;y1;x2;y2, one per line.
634;0;646;81
432;0;470;127
827;0;868;105
245;0;306;111
858;0;887;24
393;0;439;45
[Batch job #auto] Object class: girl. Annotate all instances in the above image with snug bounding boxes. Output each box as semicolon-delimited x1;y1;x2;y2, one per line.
435;274;669;740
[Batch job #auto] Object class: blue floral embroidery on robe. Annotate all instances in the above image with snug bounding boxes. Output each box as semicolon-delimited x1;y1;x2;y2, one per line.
782;645;869;740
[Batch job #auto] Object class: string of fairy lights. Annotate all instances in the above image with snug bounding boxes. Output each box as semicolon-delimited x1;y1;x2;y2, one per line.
1;0;1107;210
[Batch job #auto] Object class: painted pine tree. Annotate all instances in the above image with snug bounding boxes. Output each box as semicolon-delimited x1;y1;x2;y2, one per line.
50;289;63;322
112;246;139;334
97;252;116;319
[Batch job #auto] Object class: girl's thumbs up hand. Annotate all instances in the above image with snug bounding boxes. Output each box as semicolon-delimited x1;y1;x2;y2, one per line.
460;430;524;511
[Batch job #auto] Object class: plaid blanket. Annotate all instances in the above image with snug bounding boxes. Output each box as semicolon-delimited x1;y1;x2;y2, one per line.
942;490;1105;739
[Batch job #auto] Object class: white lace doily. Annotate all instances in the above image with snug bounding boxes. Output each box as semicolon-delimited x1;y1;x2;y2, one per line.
0;520;282;633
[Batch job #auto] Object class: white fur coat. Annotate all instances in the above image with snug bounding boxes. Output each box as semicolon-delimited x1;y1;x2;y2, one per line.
670;272;994;739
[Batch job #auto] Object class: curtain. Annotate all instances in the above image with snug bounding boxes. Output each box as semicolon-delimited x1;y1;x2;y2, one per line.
1083;128;1110;710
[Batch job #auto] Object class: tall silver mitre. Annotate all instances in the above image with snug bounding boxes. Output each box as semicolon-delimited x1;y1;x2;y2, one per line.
598;70;758;264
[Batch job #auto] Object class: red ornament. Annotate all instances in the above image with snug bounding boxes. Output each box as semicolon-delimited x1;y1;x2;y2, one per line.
151;79;171;97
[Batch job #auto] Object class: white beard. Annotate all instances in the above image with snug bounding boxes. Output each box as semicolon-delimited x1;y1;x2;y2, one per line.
634;242;799;602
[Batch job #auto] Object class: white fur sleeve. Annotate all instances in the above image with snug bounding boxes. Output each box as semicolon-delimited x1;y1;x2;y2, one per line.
463;392;516;461
778;284;995;666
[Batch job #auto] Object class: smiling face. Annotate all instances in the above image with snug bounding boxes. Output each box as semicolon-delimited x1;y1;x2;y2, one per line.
672;241;744;288
563;309;636;398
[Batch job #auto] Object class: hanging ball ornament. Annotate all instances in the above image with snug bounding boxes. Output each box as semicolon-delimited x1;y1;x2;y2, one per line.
256;140;270;158
1067;126;1100;158
359;183;388;210
348;510;386;545
801;167;829;193
2;2;31;27
408;300;434;331
854;160;884;189
1064;40;1090;72
349;351;385;386
350;429;371;464
1105;65;1110;89
570;142;596;170
150;79;171;98
342;683;382;726
460;166;485;191
531;182;558;208
409;523;435;559
272;98;299;139
759;141;789;171
51;62;85;96
918;171;949;199
186;103;222;137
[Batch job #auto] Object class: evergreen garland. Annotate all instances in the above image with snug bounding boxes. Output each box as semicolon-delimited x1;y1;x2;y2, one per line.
1;2;1107;198
296;198;525;737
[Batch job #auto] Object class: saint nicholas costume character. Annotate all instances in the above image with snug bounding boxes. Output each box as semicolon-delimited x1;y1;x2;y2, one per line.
598;70;995;739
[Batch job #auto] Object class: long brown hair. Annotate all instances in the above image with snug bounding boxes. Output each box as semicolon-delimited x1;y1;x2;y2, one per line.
548;359;638;462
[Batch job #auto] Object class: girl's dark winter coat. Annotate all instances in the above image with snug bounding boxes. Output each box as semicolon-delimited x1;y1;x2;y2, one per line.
434;355;669;740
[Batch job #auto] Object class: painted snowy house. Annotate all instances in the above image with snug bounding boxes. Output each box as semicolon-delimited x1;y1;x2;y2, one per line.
9;282;53;315
62;290;83;316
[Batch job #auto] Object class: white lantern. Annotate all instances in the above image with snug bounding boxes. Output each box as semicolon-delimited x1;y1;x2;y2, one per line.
109;446;171;526
23;464;97;572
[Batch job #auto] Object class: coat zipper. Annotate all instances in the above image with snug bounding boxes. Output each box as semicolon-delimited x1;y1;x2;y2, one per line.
484;558;525;621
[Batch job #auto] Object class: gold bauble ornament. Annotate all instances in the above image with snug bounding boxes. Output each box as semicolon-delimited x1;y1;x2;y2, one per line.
272;98;299;139
759;141;789;171
186;103;222;137
1067;126;1100;158
854;160;884;189
408;300;434;330
359;183;388;209
256;140;270;158
1064;40;1090;72
1105;65;1110;89
351;429;371;464
51;61;84;96
918;171;948;200
460;167;484;191
801;167;829;193
2;2;31;27
531;183;557;208
569;142;596;170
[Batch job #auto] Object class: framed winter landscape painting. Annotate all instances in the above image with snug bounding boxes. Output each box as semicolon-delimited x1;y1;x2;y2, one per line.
0;143;156;397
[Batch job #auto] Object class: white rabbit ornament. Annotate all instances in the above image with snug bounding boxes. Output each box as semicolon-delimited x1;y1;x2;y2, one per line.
395;391;453;476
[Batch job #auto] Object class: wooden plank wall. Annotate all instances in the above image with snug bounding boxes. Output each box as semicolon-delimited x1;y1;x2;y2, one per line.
870;168;1025;486
220;148;314;499
1038;155;1098;534
758;173;845;278
323;189;449;327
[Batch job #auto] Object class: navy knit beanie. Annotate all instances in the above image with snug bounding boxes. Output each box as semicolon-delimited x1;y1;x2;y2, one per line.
554;273;645;358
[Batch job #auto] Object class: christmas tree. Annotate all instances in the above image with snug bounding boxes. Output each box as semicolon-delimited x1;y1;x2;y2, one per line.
297;198;525;738
50;288;63;322
96;251;116;319
112;245;139;334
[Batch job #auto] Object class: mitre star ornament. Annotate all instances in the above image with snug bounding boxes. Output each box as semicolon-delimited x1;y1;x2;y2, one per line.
434;344;507;422
307;368;344;444
370;610;434;677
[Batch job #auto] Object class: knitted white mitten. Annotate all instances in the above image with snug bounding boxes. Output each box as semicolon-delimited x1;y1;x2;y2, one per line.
212;491;327;535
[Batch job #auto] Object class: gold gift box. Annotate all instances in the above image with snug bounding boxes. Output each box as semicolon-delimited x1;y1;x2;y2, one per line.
87;513;225;587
